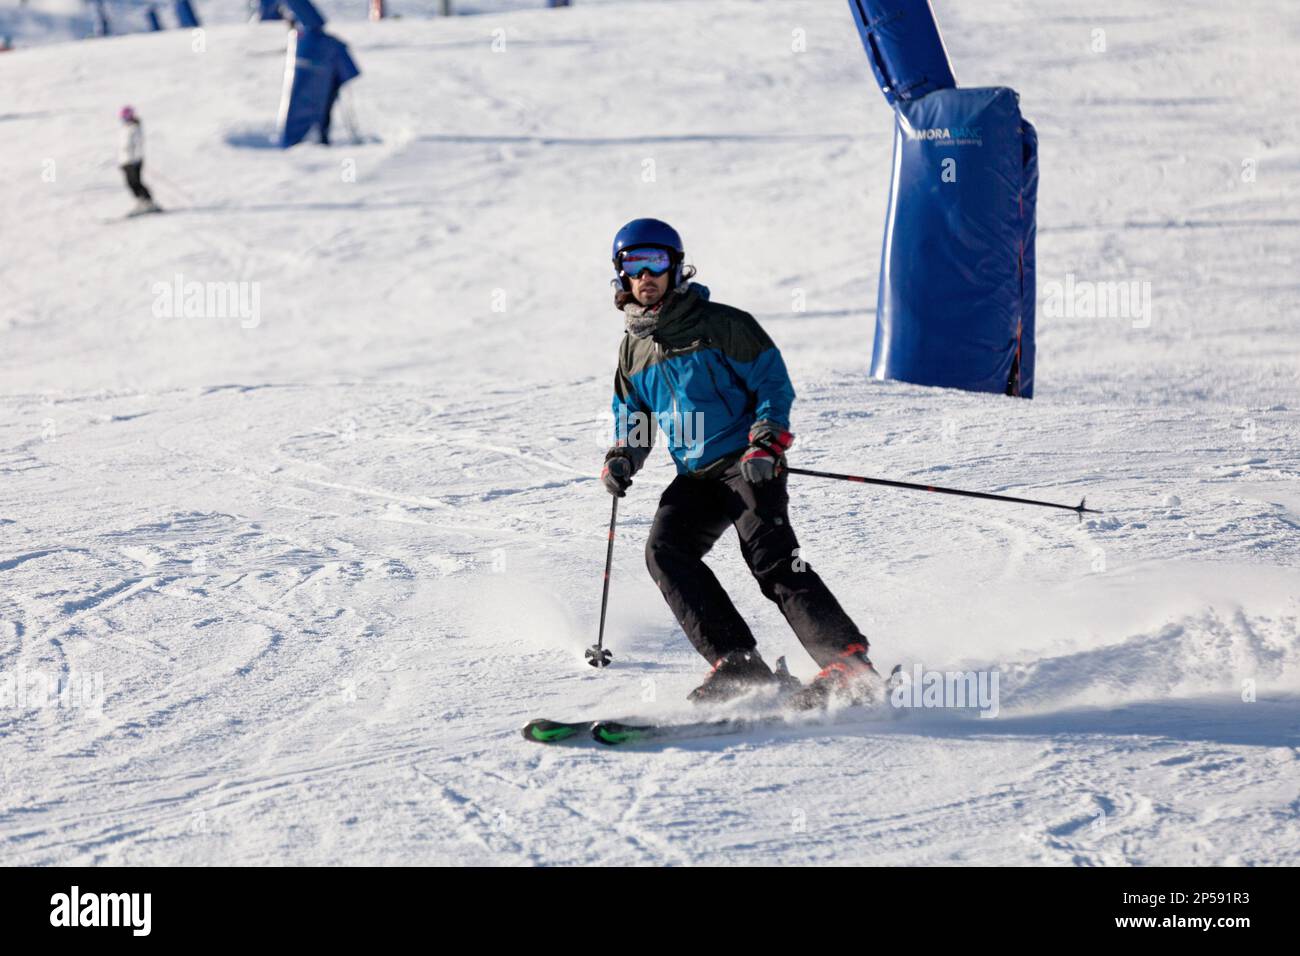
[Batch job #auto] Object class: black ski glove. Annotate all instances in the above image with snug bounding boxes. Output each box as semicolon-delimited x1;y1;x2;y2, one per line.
601;448;635;497
740;421;794;484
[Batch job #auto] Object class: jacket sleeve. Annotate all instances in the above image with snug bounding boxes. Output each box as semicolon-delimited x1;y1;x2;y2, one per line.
610;340;654;470
719;312;795;430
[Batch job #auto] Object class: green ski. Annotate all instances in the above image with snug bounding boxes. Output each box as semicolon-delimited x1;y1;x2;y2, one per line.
521;718;597;744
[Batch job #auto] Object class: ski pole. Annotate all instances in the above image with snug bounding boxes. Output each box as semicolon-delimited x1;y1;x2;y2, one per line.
340;87;363;145
585;496;617;667
784;465;1099;518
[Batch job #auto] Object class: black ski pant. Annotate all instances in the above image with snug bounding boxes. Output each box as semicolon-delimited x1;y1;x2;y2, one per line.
645;457;868;668
122;161;152;201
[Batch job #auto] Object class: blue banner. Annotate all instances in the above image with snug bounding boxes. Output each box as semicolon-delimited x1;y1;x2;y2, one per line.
845;0;955;104
278;29;360;148
281;0;326;31
871;87;1038;397
174;0;200;28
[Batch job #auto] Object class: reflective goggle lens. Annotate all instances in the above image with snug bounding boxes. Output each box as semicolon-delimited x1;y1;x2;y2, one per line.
619;247;673;278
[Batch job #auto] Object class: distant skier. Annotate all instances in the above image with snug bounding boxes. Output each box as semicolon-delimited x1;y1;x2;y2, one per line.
117;106;161;215
601;218;881;707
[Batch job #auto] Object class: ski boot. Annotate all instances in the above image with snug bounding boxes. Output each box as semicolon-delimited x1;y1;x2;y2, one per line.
787;643;883;711
688;649;778;704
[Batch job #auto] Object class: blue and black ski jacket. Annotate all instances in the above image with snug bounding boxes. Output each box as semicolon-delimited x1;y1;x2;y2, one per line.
612;284;795;477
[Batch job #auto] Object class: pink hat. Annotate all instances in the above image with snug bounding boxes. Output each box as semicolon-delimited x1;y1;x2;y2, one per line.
119;105;136;121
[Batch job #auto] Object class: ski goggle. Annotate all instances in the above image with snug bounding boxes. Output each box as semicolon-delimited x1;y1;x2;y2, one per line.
618;247;674;278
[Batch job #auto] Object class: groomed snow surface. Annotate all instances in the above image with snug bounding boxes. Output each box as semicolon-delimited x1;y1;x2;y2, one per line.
0;0;587;48
2;0;1298;865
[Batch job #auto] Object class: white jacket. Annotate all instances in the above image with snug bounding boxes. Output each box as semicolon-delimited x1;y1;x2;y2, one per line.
119;122;143;166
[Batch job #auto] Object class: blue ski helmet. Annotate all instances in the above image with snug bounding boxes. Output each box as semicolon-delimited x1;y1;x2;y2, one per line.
612;218;685;290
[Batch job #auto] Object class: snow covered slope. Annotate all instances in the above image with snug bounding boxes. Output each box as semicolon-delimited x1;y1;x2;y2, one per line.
1;0;1298;865
0;0;619;49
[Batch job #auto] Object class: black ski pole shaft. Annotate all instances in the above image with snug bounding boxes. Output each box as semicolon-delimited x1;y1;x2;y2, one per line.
586;496;617;667
784;466;1099;517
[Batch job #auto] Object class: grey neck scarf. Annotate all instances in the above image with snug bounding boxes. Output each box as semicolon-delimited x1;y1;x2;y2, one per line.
622;300;662;339
619;280;697;339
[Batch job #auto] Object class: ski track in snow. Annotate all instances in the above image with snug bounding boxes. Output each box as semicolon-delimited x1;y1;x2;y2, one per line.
2;0;1299;864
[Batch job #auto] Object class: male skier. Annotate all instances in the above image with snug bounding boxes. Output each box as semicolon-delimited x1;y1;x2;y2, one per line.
600;218;881;707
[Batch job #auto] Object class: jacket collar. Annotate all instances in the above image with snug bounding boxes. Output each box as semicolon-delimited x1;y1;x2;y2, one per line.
651;284;708;344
